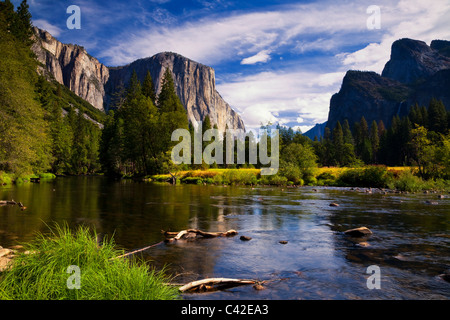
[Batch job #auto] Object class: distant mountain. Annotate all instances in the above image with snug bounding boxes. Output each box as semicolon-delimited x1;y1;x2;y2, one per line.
31;28;245;132
327;38;450;130
304;122;327;140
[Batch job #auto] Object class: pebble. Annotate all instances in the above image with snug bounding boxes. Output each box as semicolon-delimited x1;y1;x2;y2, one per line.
240;235;252;241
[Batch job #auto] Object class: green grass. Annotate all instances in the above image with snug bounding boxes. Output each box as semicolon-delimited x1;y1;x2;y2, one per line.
0;224;180;300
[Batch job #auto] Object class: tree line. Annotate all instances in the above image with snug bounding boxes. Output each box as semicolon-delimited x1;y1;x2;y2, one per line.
310;98;450;179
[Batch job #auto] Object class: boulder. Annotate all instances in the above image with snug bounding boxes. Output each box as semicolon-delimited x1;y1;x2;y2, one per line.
240;235;252;241
344;227;373;237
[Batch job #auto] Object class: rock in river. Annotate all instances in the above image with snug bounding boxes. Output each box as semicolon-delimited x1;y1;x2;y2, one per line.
329;203;340;207
344;227;373;238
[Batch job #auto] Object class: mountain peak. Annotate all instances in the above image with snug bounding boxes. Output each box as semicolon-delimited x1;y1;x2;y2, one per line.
382;38;450;84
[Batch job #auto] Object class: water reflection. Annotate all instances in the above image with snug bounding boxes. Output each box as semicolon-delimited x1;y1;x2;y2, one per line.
1;178;449;299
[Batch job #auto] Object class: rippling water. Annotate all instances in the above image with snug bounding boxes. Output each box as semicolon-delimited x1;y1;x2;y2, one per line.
1;177;449;299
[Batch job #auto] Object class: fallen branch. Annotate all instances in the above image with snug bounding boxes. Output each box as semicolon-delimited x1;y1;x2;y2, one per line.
113;240;165;259
164;229;238;241
179;278;256;293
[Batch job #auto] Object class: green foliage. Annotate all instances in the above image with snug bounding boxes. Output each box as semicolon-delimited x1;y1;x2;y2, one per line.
336;166;393;188
0;224;179;300
0;5;51;175
388;169;426;192
100;68;189;177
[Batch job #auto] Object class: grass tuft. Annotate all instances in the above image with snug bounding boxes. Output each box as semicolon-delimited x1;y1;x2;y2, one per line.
0;223;180;300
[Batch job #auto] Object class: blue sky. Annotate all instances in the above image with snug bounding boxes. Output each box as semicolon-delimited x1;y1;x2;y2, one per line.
21;0;450;132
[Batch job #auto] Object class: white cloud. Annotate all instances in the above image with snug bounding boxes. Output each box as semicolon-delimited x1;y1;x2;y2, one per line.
338;0;450;73
241;50;272;65
217;70;339;131
97;1;371;66
33;19;63;37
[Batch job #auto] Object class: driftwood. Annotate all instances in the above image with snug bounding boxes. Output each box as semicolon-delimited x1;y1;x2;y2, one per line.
0;200;16;206
113;229;238;259
177;277;288;293
113;240;165;259
163;229;238;241
179;278;257;293
168;171;178;185
0;200;27;210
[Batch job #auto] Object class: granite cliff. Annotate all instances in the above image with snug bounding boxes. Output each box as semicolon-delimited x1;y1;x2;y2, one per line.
32;28;245;132
106;52;245;132
32;27;109;111
326;38;450;131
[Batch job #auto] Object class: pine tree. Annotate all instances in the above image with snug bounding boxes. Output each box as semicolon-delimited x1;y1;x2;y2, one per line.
142;70;156;104
342;119;354;145
332;121;344;166
157;68;188;147
370;120;379;163
126;70;142;101
15;0;33;44
428;98;448;134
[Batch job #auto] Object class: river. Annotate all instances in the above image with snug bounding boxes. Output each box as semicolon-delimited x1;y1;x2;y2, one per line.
1;176;449;299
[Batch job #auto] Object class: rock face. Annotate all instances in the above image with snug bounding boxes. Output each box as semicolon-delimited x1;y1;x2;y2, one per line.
327;38;450;130
105;52;245;132
328;71;411;129
382;38;450;84
32;28;245;131
32;27;109;111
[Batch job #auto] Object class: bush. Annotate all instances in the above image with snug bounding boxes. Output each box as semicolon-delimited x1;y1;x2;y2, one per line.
336;166;393;188
181;176;203;184
0;224;179;300
389;170;426;192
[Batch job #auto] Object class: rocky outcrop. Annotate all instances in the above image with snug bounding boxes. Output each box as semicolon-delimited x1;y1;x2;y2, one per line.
32;29;245;131
105;52;245;132
32;27;109;111
327;38;450;130
327;71;411;129
382;38;450;84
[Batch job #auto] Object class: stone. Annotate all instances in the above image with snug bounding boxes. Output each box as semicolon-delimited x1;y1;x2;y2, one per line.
240;236;252;241
344;227;373;238
425;200;439;205
279;240;288;244
0;248;12;258
329;203;340;207
0;257;12;272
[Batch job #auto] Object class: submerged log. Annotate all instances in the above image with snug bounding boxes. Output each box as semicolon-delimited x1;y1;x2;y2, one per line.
179;278;256;293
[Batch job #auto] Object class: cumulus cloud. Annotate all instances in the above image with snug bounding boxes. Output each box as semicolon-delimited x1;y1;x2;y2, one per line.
217;70;339;130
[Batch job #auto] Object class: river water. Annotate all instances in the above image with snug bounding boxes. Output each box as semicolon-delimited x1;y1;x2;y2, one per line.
1;176;449;299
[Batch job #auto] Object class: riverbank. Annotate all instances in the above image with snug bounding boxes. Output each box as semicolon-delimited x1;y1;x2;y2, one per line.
0;172;56;186
146;167;450;192
0;224;180;300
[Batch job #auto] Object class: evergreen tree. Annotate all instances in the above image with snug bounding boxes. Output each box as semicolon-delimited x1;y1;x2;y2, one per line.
370;120;379;163
126;70;141;101
428;98;448;134
342;119;354;145
142;70;156;104
332;121;344;166
14;0;33;45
